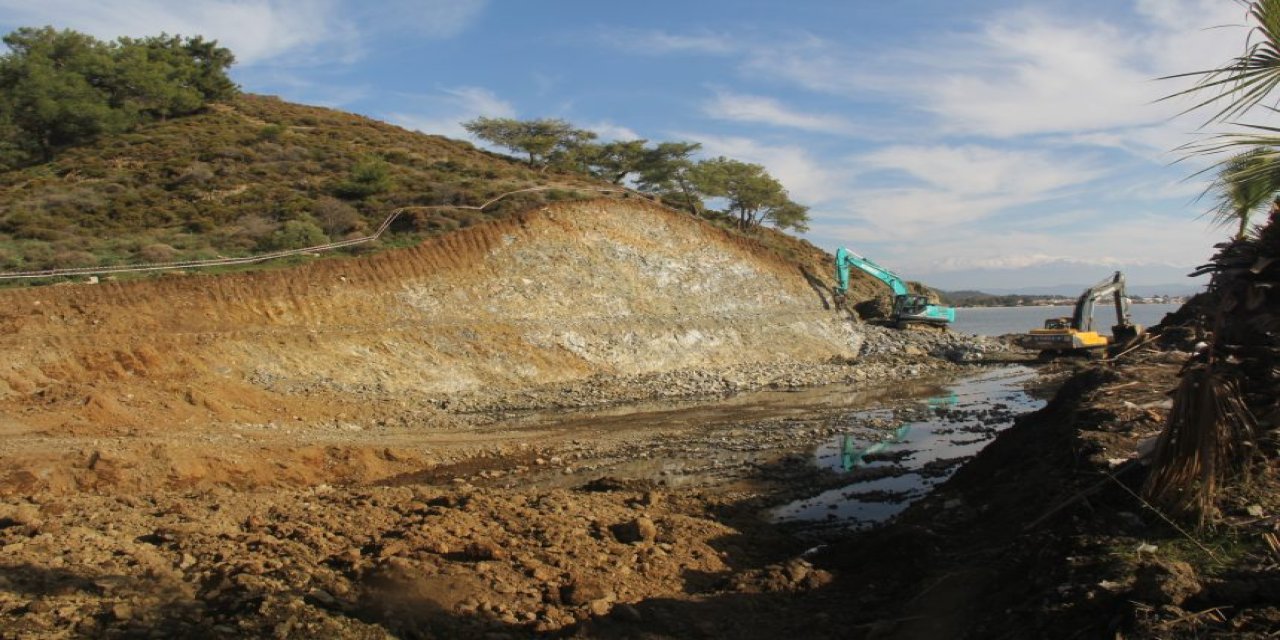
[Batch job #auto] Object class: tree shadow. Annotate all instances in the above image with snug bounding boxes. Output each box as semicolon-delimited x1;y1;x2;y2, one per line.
798;266;835;312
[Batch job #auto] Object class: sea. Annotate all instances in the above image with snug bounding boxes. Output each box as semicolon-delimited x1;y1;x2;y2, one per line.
950;303;1182;337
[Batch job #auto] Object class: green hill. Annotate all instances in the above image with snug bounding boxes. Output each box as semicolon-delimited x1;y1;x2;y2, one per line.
0;94;609;274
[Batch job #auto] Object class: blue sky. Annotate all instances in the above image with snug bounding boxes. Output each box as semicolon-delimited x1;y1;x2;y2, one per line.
0;0;1262;290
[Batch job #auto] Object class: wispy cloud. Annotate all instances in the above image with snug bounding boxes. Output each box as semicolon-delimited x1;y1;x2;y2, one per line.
739;2;1243;139
682;133;853;204
0;0;487;66
0;0;351;65
593;27;736;55
585;121;642;141
386;86;516;139
702;91;859;134
859;145;1103;198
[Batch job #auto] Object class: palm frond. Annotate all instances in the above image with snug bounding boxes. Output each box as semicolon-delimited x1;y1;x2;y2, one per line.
1201;147;1280;237
1143;364;1257;524
1160;0;1280;125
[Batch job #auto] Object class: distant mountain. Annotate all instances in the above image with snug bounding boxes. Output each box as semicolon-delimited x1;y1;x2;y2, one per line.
977;283;1205;297
920;261;1209;294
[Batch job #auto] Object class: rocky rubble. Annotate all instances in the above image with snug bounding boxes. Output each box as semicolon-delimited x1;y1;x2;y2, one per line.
856;324;1014;363
438;326;1017;414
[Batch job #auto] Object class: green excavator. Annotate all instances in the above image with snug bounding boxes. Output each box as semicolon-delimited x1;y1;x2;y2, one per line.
833;247;956;327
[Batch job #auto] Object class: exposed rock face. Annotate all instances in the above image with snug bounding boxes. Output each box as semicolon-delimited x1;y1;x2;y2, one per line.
0;200;859;419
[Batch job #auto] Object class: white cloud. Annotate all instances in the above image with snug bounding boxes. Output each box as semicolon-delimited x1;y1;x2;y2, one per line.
740;1;1244;139
799;144;1105;245
597;28;736;55
835;188;1038;239
0;0;486;66
809;207;1217;281
386;86;516;140
702;91;858;134
914;16;1156;137
0;0;350;65
683;133;853;204
859;145;1102;198
585;121;642;141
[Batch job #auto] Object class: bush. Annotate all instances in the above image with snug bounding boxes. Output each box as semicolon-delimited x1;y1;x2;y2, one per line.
49;249;98;269
257;124;285;141
262;219;328;251
230;213;278;249
333;156;393;200
173;161;214;186
138;242;179;263
312;197;365;236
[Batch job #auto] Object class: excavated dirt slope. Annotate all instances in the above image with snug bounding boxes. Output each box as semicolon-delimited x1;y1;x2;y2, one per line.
0;199;869;494
1;199;856;400
0;198;1033;639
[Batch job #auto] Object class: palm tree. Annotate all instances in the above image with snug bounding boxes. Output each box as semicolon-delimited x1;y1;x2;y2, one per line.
1208;147;1280;239
1143;1;1279;523
1163;0;1280;125
1162;1;1280;239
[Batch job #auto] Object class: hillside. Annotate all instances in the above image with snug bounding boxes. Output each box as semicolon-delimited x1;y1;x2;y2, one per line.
0;94;610;274
0;198;924;490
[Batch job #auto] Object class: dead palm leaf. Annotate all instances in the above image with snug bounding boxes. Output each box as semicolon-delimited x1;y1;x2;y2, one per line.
1143;363;1257;524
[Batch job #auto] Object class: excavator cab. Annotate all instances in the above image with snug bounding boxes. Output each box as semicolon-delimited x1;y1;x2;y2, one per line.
894;294;930;317
1043;317;1072;330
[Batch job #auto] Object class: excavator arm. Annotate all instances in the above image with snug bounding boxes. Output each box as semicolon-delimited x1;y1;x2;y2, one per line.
833;247;955;327
835;247;909;297
1071;271;1133;332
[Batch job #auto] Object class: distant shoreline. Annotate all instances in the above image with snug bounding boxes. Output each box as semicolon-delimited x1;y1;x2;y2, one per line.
954;301;1183;309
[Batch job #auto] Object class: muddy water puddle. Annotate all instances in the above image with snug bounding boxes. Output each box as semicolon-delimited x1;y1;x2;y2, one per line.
770;365;1044;532
474;365;1049;519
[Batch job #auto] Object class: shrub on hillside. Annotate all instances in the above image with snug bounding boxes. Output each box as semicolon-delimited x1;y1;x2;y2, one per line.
229;213;278;250
257;124;285;142
173;161;215;186
138;243;179;263
262;219;328;251
49;249;97;269
333;156;393;200
313;197;366;237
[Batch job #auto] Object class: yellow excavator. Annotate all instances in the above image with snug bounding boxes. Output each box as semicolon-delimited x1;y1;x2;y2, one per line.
1021;271;1144;359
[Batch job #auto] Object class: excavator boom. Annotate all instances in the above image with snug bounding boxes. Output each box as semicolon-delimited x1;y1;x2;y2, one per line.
834;247;955;327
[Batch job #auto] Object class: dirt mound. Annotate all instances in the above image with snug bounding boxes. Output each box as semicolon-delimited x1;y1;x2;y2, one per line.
0;483;745;638
0;198;868;494
2;198;850;394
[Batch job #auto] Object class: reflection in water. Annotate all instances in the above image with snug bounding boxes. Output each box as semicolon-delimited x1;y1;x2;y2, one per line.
772;365;1044;532
840;424;912;471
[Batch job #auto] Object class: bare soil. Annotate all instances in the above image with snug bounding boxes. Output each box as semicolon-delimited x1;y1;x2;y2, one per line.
13;200;1264;639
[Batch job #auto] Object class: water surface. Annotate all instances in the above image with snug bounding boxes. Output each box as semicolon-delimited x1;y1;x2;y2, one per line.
770;365;1044;531
952;303;1179;337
